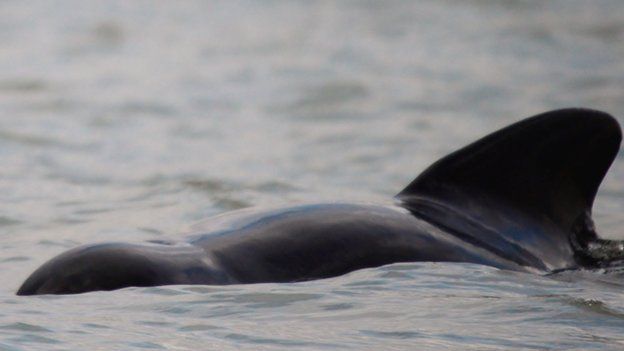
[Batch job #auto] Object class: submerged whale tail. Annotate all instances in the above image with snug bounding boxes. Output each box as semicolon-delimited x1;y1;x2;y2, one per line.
397;108;622;270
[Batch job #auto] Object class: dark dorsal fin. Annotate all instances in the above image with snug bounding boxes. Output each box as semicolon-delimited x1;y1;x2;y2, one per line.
397;108;621;270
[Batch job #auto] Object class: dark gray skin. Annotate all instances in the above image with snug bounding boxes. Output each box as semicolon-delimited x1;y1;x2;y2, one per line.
17;108;624;295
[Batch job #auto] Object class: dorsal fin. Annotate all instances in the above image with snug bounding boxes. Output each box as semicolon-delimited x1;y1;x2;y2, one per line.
397;108;621;270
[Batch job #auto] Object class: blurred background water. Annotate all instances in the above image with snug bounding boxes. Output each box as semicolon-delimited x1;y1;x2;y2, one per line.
1;1;624;350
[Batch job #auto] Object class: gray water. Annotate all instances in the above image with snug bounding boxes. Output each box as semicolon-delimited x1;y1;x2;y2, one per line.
2;1;624;350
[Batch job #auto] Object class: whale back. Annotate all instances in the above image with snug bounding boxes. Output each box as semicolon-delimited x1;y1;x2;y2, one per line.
397;108;622;271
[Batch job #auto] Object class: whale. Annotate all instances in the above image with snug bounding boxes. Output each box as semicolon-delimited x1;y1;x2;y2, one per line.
17;108;624;295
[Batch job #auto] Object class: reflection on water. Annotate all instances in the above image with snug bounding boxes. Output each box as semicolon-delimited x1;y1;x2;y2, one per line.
1;0;624;350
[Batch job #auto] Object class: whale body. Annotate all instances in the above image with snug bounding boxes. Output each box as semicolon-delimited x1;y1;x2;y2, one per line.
17;108;624;295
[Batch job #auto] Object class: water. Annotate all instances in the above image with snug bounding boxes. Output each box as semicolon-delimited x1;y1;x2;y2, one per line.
1;0;624;349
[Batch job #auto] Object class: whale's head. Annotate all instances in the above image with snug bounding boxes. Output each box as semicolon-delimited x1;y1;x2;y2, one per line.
17;242;220;295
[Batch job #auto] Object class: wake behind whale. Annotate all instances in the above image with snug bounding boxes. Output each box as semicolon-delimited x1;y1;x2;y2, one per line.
17;108;624;295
